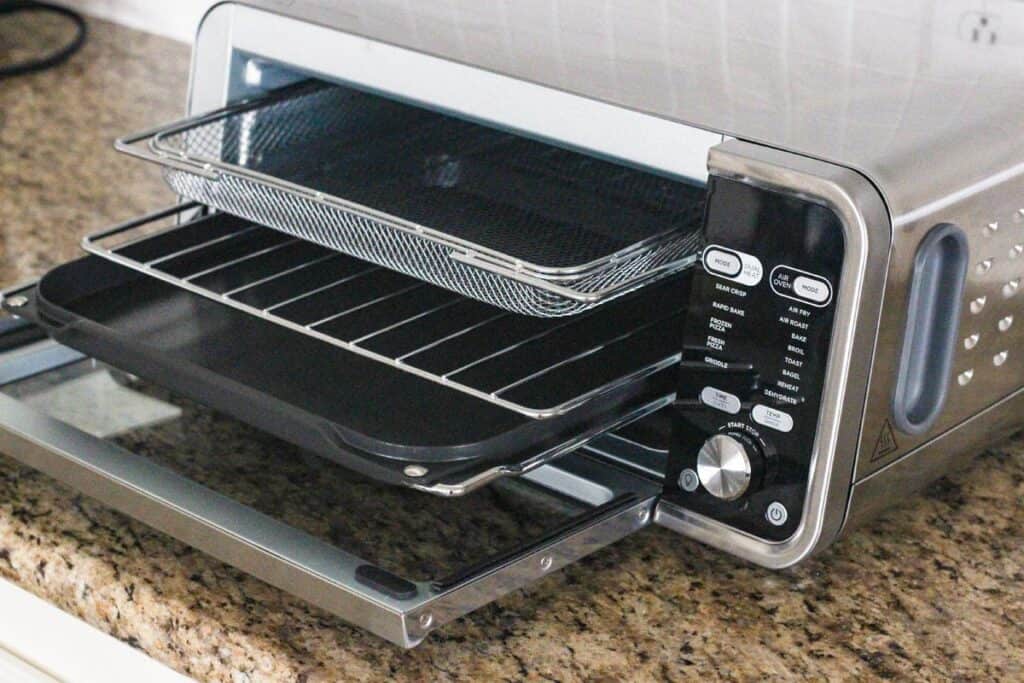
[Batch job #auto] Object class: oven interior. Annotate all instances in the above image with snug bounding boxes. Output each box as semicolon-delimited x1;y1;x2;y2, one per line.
7;73;709;495
0;68;711;627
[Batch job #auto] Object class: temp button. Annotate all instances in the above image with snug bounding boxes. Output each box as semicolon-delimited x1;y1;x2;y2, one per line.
752;404;794;433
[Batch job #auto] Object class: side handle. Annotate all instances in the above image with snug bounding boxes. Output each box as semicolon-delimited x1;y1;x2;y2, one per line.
891;223;969;434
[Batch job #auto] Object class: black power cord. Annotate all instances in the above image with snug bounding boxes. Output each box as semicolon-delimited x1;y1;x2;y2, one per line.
0;1;87;79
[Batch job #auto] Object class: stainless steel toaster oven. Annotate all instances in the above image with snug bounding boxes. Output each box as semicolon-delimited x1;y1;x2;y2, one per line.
2;1;1023;647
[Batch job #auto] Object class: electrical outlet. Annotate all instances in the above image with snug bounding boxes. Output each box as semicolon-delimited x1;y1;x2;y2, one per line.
959;10;1001;44
932;1;1024;74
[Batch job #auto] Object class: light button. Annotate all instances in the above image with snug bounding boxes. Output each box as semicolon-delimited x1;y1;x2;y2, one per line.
700;386;742;415
751;404;794;433
678;468;700;493
703;248;742;278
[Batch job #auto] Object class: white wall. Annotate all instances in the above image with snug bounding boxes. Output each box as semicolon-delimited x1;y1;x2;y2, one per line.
60;0;213;42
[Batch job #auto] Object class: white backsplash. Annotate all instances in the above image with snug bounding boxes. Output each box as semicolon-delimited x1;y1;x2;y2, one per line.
60;0;213;42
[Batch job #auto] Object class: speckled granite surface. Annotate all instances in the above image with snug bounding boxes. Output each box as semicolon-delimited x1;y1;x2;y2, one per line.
1;17;1023;683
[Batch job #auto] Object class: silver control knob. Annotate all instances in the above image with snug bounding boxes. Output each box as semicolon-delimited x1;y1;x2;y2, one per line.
696;434;753;501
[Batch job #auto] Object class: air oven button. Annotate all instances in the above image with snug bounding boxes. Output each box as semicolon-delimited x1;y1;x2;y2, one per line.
770;265;833;307
751;404;794;433
700;386;742;415
793;276;831;304
702;245;764;287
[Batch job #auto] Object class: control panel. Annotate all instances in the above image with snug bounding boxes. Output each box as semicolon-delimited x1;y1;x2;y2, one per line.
666;176;845;541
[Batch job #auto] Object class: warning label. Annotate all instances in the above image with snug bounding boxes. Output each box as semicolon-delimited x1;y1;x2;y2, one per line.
871;419;899;461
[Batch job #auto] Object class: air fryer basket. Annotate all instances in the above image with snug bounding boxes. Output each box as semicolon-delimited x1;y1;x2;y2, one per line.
117;81;705;316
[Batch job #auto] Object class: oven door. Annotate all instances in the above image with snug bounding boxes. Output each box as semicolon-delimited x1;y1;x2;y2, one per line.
0;314;661;648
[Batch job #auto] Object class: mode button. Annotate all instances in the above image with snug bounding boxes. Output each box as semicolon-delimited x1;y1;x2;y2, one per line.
702;245;764;287
703;248;742;278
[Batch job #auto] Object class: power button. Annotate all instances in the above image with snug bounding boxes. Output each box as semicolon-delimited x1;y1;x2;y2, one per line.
765;501;789;526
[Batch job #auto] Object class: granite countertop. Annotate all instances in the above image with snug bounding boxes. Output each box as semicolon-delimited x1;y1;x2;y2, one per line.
1;16;1023;683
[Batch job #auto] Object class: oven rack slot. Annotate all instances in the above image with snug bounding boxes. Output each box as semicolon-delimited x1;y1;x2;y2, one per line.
115;81;705;317
83;207;685;420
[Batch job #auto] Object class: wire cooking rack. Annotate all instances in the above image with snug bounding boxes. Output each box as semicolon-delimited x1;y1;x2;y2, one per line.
83;209;685;419
115;82;705;317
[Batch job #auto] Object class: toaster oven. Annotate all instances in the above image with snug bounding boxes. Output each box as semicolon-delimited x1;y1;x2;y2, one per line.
2;1;1023;647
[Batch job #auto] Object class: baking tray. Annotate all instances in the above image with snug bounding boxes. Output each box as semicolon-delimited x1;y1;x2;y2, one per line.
5;236;684;494
116;81;705;316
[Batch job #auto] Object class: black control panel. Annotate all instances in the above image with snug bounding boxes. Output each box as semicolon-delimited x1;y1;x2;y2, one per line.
666;176;845;541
